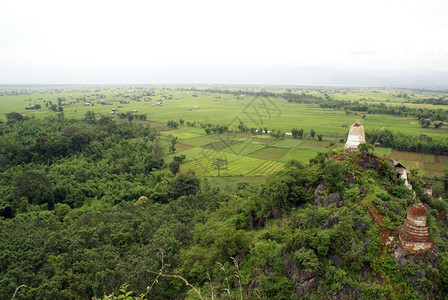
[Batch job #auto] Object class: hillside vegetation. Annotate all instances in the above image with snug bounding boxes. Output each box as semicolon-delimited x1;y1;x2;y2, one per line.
0;114;447;299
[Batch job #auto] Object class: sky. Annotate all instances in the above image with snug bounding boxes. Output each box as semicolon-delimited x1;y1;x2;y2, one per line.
1;0;448;84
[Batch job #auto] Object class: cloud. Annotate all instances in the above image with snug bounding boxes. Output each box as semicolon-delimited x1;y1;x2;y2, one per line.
1;0;448;83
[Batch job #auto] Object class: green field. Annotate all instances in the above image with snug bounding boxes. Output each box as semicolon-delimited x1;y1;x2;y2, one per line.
1;85;447;178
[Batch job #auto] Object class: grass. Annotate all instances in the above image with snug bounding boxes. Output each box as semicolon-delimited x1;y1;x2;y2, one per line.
1;87;445;138
281;148;327;163
251;161;285;176
181;136;218;147
250;147;290;160
1;86;446;178
221;141;266;156
180;152;266;176
160;130;203;140
302;140;330;148
390;151;448;176
271;139;304;148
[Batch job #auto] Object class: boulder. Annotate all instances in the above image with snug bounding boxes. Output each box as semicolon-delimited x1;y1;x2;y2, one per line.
325;193;342;207
328;254;343;266
322;216;339;229
314;182;327;197
359;152;379;171
270;206;282;219
284;261;299;281
299;269;315;282
354;221;367;232
314;195;325;206
295;277;319;297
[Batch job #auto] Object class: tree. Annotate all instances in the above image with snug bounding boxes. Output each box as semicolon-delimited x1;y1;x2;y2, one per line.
169;135;178;153
13;170;53;206
171;173;200;199
169;155;185;175
212;157;228;177
126;112;134;122
291;128;299;139
167;120;179;129
5;112;25;124
169;161;181;175
151;140;165;161
310;129;316;138
358;142;374;153
420;119;431;128
238;121;247;132
434;122;443;129
85;111;96;122
298;128;304;139
317;134;323;141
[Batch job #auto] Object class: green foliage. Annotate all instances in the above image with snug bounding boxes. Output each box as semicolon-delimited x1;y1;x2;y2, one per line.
323;266;347;292
366;128;448;155
167;120;179;129
358;142;374;153
211;157;228;177
214;226;250;262
322;160;348;193
361;284;390;300
0;115;447;299
377;255;397;276
170;173;200;200
343;186;361;202
293;248;321;271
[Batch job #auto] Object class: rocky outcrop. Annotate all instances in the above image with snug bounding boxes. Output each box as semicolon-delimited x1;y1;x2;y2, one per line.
314;193;346;207
322;216;339;229
359;152;379;171
399;204;433;253
295;277;319;297
314;182;327;197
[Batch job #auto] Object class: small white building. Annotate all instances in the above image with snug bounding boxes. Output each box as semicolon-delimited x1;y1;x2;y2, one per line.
391;160;412;189
344;120;366;151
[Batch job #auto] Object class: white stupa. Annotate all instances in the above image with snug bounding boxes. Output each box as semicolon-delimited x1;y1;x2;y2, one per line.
344;120;366;151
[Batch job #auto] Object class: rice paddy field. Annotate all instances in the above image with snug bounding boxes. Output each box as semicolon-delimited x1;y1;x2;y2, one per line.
1;85;447;180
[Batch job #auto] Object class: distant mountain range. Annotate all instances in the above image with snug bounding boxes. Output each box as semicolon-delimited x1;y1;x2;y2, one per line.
2;66;448;88
141;66;448;89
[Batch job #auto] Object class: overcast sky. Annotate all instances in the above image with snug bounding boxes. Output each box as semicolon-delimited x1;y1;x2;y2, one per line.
1;0;448;84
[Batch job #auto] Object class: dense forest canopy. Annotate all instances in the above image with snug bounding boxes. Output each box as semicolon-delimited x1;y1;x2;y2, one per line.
0;113;447;299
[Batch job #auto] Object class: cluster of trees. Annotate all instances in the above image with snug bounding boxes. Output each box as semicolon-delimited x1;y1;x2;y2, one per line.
420;118;444;129
365;129;448;155
167;120;179;129
179;87;448;125
179;88;324;104
0;113;163;216
410;97;448;106
1;112;448;299
117;112;147;122
291;128;304;138
204;124;229;135
320;100;448;122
